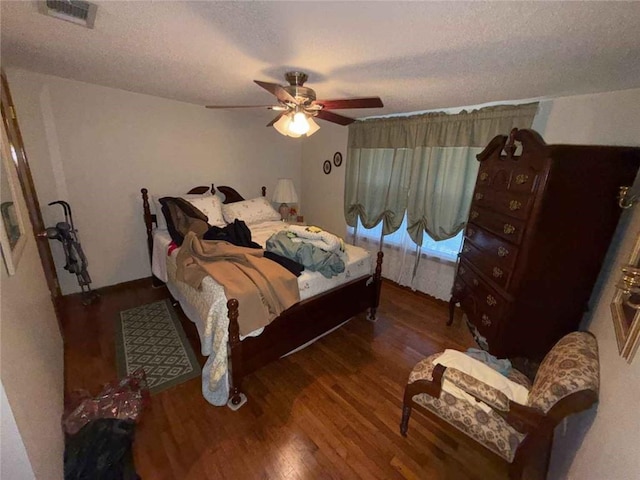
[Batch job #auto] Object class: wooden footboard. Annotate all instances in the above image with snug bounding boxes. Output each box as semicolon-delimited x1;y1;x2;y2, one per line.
227;250;384;406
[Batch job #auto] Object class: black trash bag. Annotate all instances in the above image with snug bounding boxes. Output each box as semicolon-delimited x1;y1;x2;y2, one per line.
64;418;139;480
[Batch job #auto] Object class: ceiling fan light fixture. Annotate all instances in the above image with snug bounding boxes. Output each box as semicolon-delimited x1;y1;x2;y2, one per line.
289;112;310;135
273;114;302;138
207;71;383;132
273;112;317;138
273;114;294;137
306;116;320;137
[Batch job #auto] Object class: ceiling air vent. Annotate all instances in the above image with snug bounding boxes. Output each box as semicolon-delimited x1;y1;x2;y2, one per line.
38;0;98;29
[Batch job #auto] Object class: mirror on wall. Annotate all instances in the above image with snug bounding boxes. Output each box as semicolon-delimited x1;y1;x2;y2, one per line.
611;231;640;363
0;119;27;275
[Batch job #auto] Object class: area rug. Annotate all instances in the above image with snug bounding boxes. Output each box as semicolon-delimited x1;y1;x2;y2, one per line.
116;299;200;394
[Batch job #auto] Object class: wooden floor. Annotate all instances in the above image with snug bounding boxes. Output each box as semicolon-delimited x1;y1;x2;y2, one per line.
61;279;510;479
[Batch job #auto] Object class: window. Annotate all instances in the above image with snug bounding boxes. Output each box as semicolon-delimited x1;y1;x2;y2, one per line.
349;214;463;262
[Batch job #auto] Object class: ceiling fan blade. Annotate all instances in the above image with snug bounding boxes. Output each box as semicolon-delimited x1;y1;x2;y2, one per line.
314;97;384;110
205;105;277;109
316;109;356;126
266;112;284;127
254;80;297;104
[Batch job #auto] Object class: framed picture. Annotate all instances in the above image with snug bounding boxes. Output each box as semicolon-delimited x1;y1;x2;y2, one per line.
323;160;332;175
333;152;343;167
0;119;27;275
611;231;640;363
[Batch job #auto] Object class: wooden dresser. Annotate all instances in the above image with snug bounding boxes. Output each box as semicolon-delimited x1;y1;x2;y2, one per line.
449;129;640;359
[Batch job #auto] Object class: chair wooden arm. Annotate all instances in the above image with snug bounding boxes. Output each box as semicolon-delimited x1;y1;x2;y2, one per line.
404;363;446;402
496;402;546;434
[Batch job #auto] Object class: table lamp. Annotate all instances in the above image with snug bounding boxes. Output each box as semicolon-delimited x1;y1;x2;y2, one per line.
272;178;298;221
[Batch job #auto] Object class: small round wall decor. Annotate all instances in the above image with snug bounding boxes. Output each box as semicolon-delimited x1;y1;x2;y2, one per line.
333;151;343;167
323;160;332;175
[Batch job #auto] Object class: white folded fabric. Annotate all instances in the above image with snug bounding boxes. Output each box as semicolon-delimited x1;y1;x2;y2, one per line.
288;225;343;253
434;349;530;412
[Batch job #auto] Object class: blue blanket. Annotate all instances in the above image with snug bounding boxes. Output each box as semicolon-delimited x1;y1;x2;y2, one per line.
266;231;345;278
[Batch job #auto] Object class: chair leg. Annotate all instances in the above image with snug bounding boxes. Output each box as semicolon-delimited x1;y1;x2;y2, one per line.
400;403;412;437
509;429;553;480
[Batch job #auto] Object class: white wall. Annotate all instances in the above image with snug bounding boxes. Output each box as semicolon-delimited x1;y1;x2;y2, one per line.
300;122;349;236
6;68;302;294
0;118;64;479
532;88;640;480
1;382;36;480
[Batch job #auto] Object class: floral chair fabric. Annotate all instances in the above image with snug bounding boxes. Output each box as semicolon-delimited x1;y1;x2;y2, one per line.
527;332;599;413
405;331;599;463
408;354;529;461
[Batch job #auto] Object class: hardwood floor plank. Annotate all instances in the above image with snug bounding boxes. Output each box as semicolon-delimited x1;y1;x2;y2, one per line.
61;278;512;479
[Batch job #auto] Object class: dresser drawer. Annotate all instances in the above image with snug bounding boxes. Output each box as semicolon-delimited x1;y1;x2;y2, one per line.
458;281;505;343
471;188;534;222
464;298;503;344
456;259;481;289
491;191;534;221
476;163;493;188
465;224;519;271
459;246;512;291
507;168;540;194
467;207;525;244
457;269;509;314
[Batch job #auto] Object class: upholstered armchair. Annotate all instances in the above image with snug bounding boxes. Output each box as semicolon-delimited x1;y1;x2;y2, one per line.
400;332;600;480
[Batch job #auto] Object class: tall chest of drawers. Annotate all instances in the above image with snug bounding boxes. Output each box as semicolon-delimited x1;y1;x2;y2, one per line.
449;129;640;359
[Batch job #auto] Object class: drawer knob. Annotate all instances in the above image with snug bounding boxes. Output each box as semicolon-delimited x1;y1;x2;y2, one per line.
472;278;479;286
470;210;479;220
475;192;484;200
486;295;497;306
503;224;516;235
463;245;471;253
459;266;466;275
492;267;504;278
454;282;463;292
497;246;509;257
467;228;476;237
480;172;489;181
509;200;522;211
515;174;529;185
481;314;492;326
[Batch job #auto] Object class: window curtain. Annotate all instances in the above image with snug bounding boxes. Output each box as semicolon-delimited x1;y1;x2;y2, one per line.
344;148;411;235
344;103;538;299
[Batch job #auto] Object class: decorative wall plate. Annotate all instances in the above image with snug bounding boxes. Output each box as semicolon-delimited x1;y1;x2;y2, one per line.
333;151;343;167
323;160;332;175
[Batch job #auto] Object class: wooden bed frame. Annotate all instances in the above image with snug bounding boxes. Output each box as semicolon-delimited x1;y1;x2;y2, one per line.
140;184;383;407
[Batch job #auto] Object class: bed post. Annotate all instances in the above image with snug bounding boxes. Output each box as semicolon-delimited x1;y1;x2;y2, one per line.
227;298;245;407
141;188;153;263
367;251;384;321
141;188;163;287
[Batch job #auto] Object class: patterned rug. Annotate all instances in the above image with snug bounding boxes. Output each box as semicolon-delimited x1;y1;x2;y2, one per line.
116;299;200;394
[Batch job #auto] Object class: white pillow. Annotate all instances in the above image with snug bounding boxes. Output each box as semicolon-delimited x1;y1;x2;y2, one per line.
222;197;281;225
186;195;226;227
152;192;212;230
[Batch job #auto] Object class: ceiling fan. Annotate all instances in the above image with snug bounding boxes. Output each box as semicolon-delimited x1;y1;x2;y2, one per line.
206;71;383;137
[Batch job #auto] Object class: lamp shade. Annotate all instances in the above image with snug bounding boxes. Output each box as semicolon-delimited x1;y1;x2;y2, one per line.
272;178;298;204
306;116;320;136
272;112;320;138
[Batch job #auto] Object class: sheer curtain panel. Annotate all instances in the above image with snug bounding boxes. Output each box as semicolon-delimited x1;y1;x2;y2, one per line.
345;103;538;299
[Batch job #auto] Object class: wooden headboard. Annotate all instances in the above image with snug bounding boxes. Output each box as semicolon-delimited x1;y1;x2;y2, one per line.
140;185;266;279
141;184;266;230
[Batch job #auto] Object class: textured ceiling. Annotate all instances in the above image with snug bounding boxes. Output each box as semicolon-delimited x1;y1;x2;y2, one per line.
2;1;640;119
